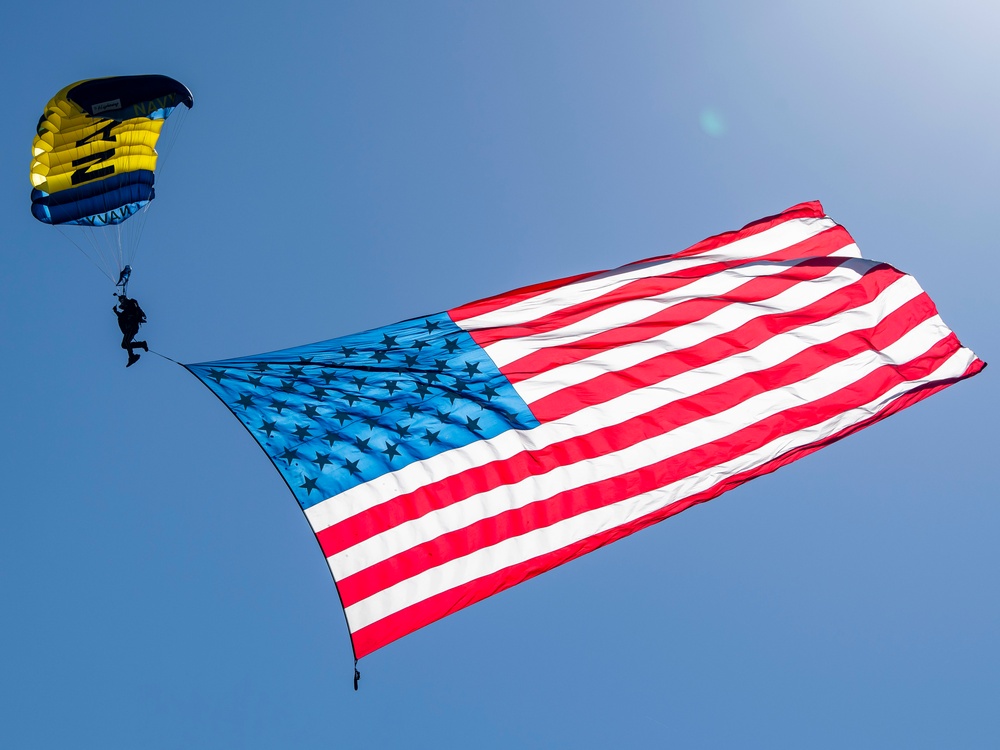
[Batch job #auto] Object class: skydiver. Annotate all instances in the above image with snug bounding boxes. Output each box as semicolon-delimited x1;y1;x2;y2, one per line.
116;264;132;294
113;294;148;367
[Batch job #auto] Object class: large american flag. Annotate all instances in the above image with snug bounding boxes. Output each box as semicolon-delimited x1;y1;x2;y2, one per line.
188;202;984;659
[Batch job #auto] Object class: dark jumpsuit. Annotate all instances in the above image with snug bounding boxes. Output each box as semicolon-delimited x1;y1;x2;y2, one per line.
114;298;147;363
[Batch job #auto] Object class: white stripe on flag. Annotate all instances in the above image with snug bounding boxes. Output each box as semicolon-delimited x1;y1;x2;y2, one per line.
509;256;874;403
455;217;841;333
329;308;953;580
342;346;978;632
482;249;858;370
305;268;920;534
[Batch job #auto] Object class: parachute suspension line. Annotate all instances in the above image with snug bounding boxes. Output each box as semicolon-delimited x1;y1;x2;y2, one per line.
55;227;115;283
127;104;191;274
81;224;117;283
100;231;119;284
108;223;117;275
121;207;135;275
116;220;124;276
129;200;157;273
75;225;97;278
123;210;136;276
152;106;189;182
80;227;101;271
121;198;141;278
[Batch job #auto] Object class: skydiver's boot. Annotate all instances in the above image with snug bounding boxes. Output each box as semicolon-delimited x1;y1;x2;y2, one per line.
136;341;148;352
127;353;141;367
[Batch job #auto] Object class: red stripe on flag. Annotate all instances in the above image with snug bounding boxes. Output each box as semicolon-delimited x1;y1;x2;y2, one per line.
529;264;909;421
465;224;855;349
315;272;928;558
665;201;827;261
349;352;984;658
449;271;599;324
450;202;829;324
334;309;956;607
499;256;858;383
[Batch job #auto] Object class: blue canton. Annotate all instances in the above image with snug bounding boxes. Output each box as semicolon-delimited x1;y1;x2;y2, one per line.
187;313;539;510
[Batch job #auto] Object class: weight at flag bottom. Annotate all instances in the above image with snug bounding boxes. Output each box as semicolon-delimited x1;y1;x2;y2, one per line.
188;202;984;659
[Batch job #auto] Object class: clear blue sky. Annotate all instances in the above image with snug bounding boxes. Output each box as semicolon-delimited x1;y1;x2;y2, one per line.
2;2;996;748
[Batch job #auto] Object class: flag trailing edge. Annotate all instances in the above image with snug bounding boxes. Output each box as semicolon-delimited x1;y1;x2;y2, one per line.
187;201;985;659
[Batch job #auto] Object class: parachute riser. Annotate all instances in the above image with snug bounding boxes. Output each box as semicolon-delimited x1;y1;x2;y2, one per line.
115;264;132;297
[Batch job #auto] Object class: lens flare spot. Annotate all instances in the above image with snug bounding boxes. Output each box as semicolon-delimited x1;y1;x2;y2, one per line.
699;109;727;137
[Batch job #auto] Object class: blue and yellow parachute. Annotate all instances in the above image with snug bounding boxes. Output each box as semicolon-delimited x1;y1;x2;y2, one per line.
30;75;193;282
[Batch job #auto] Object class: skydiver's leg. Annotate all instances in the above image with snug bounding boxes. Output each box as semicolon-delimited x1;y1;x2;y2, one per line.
122;328;142;365
125;339;141;366
122;325;139;349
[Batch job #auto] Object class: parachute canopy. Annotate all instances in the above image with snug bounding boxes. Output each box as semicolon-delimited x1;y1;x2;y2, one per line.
31;75;193;227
